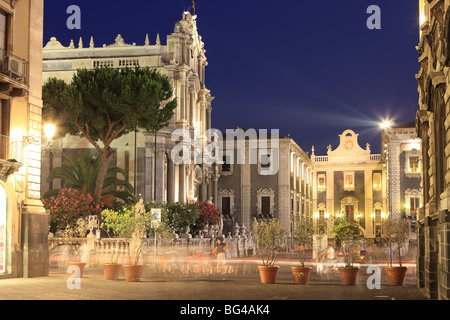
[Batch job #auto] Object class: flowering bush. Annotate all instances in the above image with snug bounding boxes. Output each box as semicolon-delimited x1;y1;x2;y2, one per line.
195;201;220;230
42;188;103;230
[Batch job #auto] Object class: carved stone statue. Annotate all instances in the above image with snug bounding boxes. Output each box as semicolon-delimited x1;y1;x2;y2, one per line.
135;198;146;216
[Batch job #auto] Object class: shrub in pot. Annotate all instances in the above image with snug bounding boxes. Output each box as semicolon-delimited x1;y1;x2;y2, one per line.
331;215;364;285
62;218;89;278
382;218;410;286
252;218;286;284
101;203;155;282
291;217;315;284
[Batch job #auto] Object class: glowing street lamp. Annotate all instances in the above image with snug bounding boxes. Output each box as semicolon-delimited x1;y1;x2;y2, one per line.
44;123;56;140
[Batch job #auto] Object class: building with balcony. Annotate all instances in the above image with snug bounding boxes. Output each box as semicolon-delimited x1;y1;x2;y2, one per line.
311;129;387;243
0;0;46;278
41;11;215;207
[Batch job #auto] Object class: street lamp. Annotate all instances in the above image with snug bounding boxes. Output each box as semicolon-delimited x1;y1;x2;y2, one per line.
44;123;56;140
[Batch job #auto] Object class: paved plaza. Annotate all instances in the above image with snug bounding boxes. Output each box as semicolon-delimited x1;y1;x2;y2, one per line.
0;259;427;301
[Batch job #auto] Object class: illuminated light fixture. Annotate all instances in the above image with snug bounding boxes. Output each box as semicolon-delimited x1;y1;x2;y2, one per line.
44;123;56;140
380;121;392;129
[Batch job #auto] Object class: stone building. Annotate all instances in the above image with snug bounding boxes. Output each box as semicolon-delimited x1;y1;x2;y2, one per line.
415;0;450;300
381;121;422;233
0;0;46;278
41;11;216;206
217;128;314;237
311;129;387;242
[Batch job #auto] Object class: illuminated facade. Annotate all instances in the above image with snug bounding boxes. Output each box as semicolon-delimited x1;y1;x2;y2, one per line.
381;121;422;228
0;0;46;278
41;11;216;206
311;129;387;243
415;0;450;300
217;129;314;237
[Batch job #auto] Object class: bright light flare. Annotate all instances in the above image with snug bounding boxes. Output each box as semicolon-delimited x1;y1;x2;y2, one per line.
44;123;56;140
380;121;392;129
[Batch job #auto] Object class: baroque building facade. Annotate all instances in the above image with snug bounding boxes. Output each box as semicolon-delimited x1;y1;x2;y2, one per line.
311;129;387;243
41;12;217;207
217;129;314;238
381;121;422;236
415;0;450;300
0;0;46;278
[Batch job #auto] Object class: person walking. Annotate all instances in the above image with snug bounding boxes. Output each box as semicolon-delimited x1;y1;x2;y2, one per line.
214;238;228;273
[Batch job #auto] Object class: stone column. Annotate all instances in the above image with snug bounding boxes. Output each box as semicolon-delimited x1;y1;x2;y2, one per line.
167;155;175;204
178;164;186;203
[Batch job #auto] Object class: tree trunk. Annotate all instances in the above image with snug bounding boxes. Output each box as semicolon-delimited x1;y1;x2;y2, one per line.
94;148;116;203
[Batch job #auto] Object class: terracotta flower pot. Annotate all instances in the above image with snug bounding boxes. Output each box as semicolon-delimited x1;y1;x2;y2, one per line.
66;262;86;278
384;266;408;286
291;266;312;285
123;265;144;282
103;263;122;280
338;267;360;285
258;265;280;284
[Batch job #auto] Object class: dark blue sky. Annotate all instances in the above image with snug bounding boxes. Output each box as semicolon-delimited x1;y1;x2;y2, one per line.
43;0;420;155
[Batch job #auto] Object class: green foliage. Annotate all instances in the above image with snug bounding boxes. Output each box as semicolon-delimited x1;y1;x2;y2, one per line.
252;219;286;267
293;217;314;267
382;219;410;267
331;216;364;267
162;202;200;235
43;151;134;207
42;67;177;202
101;205;154;265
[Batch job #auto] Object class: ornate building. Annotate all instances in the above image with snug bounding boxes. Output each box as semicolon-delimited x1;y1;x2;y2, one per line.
41;11;216;206
415;0;450;300
381;121;422;230
217;129;314;237
311;129;387;242
0;0;46;278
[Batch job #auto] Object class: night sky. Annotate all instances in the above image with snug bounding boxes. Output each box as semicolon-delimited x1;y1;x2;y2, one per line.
43;0;420;156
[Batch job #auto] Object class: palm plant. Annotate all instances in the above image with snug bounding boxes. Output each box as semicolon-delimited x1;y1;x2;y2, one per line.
43;151;134;207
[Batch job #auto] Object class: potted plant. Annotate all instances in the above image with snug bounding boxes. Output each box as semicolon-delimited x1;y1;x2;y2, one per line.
252;218;286;284
63;217;90;278
382;218;410;285
101;203;154;282
331;215;364;285
291;217;314;284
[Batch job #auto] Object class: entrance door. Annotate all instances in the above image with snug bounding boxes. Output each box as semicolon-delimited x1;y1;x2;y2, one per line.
345;205;354;221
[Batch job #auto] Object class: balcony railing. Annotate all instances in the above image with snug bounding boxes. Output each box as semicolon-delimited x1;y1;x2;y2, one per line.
0;50;29;86
0;134;24;163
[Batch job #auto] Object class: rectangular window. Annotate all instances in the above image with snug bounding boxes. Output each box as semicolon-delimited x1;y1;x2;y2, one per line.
344;172;354;191
318;174;326;190
260;153;271;169
410;197;420;216
261;196;270;215
222;197;231;215
222;155;231;172
409;156;420;173
375;209;381;223
0;11;6;52
373;172;381;190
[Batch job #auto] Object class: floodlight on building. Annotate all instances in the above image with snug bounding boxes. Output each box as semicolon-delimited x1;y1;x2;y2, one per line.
380;121;392;129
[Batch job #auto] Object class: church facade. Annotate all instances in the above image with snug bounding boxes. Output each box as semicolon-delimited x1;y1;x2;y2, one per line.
311;129;387;243
41;11;217;206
